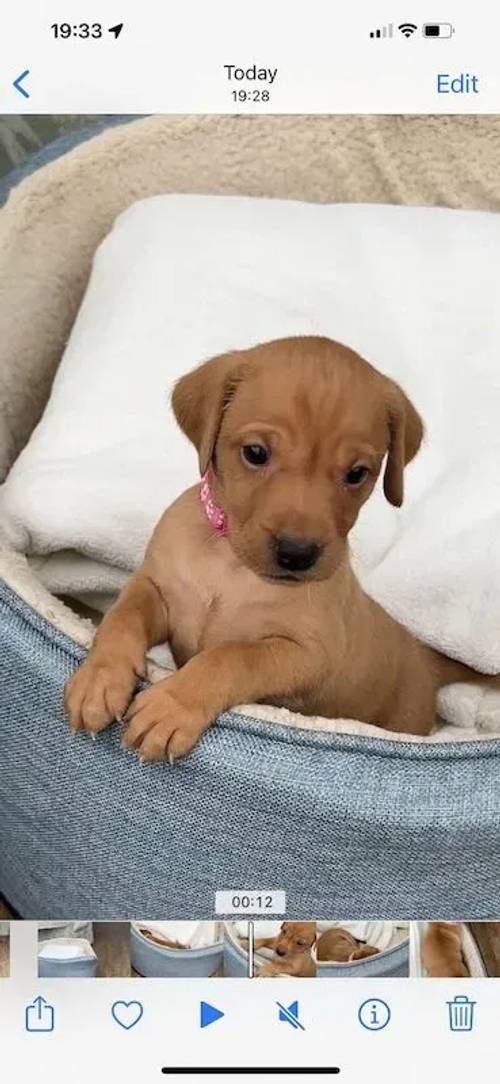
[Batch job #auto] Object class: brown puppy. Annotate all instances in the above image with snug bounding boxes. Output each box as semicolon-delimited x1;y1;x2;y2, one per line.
316;927;379;963
65;336;495;760
254;921;317;977
422;922;470;978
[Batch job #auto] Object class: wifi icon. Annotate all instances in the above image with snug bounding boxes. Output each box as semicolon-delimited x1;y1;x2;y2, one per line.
398;22;418;37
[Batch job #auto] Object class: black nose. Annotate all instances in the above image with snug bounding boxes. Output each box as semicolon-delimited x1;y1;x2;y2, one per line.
274;534;321;572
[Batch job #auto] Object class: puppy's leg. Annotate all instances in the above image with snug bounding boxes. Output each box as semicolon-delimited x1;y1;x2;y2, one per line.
241;937;277;956
123;636;309;761
348;945;380;961
257;961;285;978
252;937;278;951
65;572;168;735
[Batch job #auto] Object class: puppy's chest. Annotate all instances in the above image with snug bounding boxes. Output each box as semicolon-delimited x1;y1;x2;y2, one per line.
165;547;276;663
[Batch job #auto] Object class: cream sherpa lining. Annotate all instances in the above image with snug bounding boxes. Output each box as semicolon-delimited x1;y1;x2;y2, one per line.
1;114;500;748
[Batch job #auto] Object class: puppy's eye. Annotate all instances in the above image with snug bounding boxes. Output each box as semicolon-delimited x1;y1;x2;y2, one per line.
241;443;269;468
345;464;369;487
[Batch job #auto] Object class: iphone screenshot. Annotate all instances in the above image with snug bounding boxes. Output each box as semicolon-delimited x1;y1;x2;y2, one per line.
1;1;499;1080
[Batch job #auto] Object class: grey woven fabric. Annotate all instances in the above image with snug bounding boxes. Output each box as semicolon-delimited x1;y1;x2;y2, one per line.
1;578;500;919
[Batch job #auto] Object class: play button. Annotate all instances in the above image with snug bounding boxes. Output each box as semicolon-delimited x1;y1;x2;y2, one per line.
200;1001;225;1028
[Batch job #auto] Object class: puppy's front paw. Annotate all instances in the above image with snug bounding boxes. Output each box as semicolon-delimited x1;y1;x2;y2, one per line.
257;964;279;978
123;682;209;762
64;657;138;735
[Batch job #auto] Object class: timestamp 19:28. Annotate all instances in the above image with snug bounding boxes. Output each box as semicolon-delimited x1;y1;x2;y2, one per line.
232;89;270;102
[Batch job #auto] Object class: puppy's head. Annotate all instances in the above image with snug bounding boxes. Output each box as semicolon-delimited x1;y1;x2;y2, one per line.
322;928;360;962
274;922;317;958
172;336;423;582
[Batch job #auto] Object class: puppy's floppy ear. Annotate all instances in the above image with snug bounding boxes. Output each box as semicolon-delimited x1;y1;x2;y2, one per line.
172;351;245;474
383;379;424;507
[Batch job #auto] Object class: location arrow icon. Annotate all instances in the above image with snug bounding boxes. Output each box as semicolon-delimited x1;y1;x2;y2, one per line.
108;23;124;38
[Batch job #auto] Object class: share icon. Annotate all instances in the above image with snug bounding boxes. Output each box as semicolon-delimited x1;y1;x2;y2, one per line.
277;1000;305;1031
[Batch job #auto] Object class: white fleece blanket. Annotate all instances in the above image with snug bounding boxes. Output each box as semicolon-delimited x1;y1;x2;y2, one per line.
133;921;222;950
38;937;96;961
1;194;500;733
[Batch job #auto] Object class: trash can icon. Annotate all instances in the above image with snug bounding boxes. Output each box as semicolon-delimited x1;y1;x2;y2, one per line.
447;995;476;1032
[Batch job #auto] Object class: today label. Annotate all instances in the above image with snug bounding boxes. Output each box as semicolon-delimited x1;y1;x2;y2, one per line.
224;64;278;84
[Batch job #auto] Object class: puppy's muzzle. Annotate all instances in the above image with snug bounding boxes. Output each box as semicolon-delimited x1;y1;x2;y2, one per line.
273;534;322;573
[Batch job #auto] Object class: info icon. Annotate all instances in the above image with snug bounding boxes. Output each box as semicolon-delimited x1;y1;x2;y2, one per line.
358;998;391;1031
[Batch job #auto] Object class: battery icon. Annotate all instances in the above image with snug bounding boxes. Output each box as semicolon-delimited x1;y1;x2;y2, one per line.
423;23;454;37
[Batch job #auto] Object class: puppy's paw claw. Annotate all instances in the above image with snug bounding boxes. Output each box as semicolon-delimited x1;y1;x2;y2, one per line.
123;684;209;762
64;658;138;737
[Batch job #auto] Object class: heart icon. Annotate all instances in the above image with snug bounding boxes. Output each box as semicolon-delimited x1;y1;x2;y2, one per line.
111;1000;144;1030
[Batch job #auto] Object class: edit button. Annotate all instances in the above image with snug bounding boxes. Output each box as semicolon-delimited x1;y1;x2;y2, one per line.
437;73;479;94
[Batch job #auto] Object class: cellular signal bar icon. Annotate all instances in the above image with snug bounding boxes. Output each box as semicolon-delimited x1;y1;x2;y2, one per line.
370;23;393;38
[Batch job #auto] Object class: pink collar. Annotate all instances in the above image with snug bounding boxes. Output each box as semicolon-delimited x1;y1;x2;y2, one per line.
200;469;228;536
